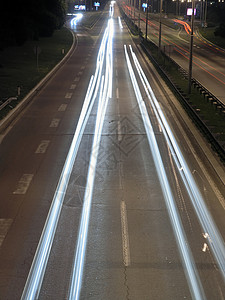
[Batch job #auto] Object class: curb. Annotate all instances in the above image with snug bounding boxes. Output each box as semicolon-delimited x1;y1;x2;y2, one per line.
0;28;77;134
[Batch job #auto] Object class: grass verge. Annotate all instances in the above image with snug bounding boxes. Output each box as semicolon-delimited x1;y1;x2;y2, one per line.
121;11;225;161
199;27;225;49
0;27;73;120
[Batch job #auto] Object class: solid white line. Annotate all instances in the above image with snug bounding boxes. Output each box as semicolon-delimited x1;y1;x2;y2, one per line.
120;201;131;266
13;174;33;195
0;125;13;145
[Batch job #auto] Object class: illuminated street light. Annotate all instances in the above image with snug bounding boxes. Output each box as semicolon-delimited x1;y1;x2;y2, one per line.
159;0;163;50
188;0;195;94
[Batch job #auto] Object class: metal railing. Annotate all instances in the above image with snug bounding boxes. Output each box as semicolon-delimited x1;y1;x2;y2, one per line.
140;40;225;162
0;97;17;111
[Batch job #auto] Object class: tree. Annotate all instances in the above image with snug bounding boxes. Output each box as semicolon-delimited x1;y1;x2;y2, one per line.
214;23;225;38
0;0;67;49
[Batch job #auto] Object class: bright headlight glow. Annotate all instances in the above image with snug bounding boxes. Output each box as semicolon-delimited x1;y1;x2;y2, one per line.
124;44;206;300
70;13;83;27
128;45;225;283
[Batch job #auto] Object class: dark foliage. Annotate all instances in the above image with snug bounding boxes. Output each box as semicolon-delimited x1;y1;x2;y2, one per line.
214;23;225;38
0;0;66;49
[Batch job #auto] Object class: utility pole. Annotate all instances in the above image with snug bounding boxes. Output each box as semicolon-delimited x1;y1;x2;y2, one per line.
138;0;141;36
159;0;163;51
188;0;195;94
145;0;149;40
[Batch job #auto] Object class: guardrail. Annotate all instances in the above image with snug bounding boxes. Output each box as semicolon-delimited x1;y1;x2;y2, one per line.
0;97;18;111
140;40;225;163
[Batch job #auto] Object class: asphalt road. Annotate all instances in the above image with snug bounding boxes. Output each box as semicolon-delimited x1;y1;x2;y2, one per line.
0;3;225;300
128;7;225;104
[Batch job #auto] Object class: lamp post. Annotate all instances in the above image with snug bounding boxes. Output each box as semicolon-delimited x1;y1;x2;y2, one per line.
188;0;195;94
159;0;163;51
138;0;142;36
145;0;149;40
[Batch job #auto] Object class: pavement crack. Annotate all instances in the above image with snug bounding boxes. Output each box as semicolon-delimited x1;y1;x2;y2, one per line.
123;265;130;300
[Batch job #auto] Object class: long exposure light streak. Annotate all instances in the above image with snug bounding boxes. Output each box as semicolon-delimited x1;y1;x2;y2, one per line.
143;18;225;82
118;16;123;29
68;18;113;300
21;12;114;300
124;45;205;300
129;45;225;281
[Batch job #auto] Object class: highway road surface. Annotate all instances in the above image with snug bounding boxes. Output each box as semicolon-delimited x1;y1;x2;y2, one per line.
0;2;225;300
123;3;225;104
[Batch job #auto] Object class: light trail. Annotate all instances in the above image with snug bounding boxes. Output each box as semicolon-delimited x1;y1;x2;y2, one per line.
142;17;225;83
68;16;114;300
21;11;114;300
70;13;83;27
129;45;225;282
118;16;123;29
124;44;205;300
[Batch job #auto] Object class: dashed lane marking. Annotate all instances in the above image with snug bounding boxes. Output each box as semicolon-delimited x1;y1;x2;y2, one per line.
13;174;34;195
49;118;60;128
116;87;119;99
0;219;13;247
120;201;131;267
58;104;67;112
70;84;76;90
65;93;73;99
35;140;50;154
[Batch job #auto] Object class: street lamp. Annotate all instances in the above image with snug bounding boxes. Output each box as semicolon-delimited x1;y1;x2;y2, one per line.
188;0;195;94
159;0;163;50
145;0;149;40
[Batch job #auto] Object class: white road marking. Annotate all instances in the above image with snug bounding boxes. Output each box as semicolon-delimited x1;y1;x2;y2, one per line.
74;77;80;82
116;87;119;99
13;174;34;194
120;201;131;267
117;121;122;142
65;93;73;99
81;66;85;70
78;71;83;76
158;123;162;132
202;243;208;252
35;140;50;154
0;219;13;247
58;104;67;112
70;84;76;90
49;118;60;128
0;126;13;145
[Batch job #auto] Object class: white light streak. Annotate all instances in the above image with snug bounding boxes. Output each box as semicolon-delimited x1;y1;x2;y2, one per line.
68;18;114;300
129;45;225;282
118;16;123;29
21;16;114;300
124;45;205;300
70;14;83;27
